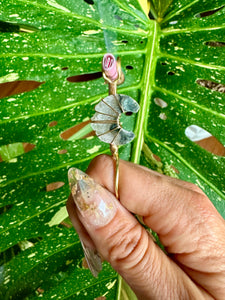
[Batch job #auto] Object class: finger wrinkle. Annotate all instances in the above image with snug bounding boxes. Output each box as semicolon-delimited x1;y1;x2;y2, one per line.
106;221;143;265
115;226;147;266
122;233;160;292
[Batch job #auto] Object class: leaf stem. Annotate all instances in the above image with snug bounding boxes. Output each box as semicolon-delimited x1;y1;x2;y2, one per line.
116;275;123;300
131;21;160;163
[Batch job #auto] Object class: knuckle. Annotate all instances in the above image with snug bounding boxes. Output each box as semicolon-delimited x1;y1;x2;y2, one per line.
189;182;205;194
90;154;113;170
105;222;148;272
87;154;114;181
188;192;225;251
190;192;214;219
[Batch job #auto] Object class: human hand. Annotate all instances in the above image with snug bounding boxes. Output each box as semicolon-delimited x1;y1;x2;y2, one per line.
67;155;225;299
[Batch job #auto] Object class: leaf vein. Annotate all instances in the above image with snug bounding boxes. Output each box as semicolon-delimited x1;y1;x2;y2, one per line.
146;134;225;201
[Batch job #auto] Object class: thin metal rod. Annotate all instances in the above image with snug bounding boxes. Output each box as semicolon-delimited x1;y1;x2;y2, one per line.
110;143;119;199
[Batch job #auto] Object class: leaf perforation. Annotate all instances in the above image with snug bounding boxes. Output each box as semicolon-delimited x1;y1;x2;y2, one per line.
195;4;225;18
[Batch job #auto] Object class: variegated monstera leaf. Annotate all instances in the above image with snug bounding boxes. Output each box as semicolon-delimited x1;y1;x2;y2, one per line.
0;0;224;299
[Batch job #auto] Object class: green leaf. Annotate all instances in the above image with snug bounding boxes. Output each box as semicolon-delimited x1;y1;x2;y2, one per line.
149;0;174;21
0;0;224;298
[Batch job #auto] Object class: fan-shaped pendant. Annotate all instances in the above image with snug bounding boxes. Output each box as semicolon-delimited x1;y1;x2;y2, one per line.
91;94;139;145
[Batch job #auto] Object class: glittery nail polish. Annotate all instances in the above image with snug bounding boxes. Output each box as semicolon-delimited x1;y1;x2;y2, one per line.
68;168;117;227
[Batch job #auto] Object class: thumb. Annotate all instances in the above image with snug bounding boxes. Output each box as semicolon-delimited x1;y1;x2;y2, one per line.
67;168;209;300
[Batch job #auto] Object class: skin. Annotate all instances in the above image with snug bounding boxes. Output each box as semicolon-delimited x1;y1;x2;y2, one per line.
67;155;225;299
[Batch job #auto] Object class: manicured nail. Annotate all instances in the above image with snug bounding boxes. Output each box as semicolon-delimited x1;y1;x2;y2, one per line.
68;168;117;227
102;53;118;81
80;240;102;277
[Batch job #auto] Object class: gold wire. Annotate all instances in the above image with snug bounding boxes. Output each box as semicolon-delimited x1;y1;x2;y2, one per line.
110;143;119;199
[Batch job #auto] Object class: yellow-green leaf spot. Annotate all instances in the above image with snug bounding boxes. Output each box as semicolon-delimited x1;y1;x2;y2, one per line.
18;240;34;251
47;0;70;12
0;73;19;83
163;163;179;179
86;145;101;154
83;30;101;35
47;206;68;227
106;279;117;290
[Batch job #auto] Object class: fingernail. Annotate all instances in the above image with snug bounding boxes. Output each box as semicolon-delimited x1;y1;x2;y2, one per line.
68;168;117;227
80;240;102;277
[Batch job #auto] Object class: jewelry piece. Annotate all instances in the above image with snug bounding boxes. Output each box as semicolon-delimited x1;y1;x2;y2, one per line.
91;54;140;198
68;54;139;278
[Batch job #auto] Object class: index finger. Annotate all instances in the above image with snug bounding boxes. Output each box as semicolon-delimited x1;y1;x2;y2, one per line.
86;155;224;256
86;154;219;220
85;155;225;298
